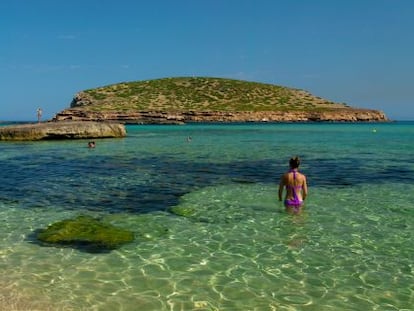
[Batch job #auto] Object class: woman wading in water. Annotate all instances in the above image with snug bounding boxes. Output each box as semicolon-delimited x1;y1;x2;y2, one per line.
278;156;308;214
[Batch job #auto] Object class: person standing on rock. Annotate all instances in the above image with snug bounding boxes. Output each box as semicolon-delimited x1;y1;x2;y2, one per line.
36;107;43;123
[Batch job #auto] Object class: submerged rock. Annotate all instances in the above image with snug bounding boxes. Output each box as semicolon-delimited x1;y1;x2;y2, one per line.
168;206;196;217
102;214;169;241
169;183;277;224
0;121;126;141
36;215;134;250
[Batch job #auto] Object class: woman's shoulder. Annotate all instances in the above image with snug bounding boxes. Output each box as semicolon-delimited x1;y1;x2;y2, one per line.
298;172;307;180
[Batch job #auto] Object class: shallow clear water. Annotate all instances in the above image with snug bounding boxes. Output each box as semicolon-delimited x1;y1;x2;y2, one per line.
0;122;413;310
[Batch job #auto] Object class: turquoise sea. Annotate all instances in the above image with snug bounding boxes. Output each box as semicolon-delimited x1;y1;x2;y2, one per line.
0;122;413;310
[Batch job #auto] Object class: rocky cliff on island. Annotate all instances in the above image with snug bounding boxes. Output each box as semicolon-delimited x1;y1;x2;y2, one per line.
53;77;389;124
53;108;387;124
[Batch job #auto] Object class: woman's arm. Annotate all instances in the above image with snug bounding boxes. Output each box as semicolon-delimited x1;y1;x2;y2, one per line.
302;176;308;200
278;175;286;201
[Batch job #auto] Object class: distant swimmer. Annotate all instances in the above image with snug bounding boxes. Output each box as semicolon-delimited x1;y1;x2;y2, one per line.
88;141;96;148
187;136;192;142
278;156;308;214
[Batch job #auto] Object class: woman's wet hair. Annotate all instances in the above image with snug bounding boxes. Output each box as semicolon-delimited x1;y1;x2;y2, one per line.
289;156;300;169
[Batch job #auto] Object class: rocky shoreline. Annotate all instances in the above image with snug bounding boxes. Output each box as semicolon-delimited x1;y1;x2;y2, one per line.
53;108;388;124
0;121;126;141
0;108;387;141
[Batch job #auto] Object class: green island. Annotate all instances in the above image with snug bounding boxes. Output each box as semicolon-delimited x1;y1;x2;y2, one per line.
54;77;388;123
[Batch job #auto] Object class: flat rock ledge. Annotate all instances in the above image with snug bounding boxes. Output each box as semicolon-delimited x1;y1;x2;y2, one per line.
53;108;389;124
0;121;126;141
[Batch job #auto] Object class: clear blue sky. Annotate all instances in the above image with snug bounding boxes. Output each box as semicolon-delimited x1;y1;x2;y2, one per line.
1;0;413;121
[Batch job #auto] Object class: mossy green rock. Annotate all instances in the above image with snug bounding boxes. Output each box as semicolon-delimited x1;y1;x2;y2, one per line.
168;206;196;217
37;215;134;249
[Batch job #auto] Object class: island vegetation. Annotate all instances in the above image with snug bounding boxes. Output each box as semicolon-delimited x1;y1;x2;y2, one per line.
72;77;348;112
